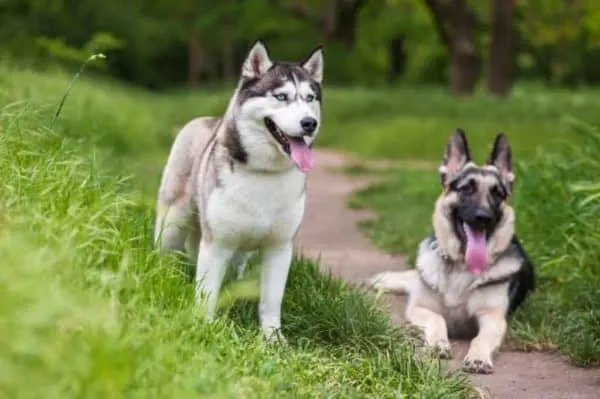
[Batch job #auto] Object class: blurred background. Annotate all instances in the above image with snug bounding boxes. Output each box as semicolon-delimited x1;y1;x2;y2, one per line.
2;0;598;95
1;3;599;395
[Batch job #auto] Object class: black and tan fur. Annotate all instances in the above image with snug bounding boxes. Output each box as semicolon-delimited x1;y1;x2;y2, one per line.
368;129;535;374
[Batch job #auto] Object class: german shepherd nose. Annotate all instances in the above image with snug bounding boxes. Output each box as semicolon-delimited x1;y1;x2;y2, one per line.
473;209;493;225
300;117;318;135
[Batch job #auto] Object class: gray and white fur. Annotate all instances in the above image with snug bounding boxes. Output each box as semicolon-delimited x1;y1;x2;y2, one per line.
154;41;324;343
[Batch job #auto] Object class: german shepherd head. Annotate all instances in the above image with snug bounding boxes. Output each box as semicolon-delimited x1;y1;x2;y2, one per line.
434;129;515;275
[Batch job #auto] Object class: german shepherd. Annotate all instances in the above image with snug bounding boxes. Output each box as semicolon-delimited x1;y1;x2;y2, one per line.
368;129;535;374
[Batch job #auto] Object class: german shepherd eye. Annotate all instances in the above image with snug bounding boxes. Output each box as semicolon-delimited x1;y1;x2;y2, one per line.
274;93;288;101
306;94;315;102
490;185;505;200
458;179;476;195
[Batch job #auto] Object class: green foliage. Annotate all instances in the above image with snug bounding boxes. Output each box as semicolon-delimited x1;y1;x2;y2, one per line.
0;63;473;397
507;118;600;366
3;0;600;89
517;0;600;85
317;84;600;161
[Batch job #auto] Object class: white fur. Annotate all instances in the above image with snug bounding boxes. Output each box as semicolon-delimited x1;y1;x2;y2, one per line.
236;79;321;155
242;42;273;79
301;48;324;83
368;240;521;374
195;165;305;341
154;42;323;343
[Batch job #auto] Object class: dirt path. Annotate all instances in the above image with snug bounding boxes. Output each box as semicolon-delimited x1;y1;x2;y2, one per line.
294;149;599;399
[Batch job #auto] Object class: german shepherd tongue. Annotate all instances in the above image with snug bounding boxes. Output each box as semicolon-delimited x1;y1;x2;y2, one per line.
463;223;488;275
289;139;315;173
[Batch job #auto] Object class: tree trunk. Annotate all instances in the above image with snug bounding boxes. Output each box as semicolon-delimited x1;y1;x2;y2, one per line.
487;0;516;96
322;0;337;39
222;32;235;81
387;34;406;84
222;0;236;81
276;0;366;49
332;0;366;49
187;31;203;87
424;0;479;95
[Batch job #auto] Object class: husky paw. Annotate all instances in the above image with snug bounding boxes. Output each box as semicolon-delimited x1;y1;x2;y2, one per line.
462;354;493;374
262;327;288;346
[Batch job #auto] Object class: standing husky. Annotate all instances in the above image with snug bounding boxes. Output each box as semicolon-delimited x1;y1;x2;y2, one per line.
154;41;324;342
368;129;535;374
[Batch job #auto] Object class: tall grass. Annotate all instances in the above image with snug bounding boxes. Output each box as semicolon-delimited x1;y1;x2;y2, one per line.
0;65;472;397
508;118;600;366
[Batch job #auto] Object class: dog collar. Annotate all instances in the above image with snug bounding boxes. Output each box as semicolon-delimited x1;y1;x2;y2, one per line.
424;234;516;291
428;236;455;265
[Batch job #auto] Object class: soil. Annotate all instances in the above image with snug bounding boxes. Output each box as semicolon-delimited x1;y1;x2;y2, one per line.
294;149;599;399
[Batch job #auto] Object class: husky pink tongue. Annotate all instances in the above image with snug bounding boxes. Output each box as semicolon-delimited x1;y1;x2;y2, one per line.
464;223;489;275
289;139;315;173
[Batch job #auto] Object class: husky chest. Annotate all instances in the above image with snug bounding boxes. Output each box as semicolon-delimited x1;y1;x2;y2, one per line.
204;166;306;249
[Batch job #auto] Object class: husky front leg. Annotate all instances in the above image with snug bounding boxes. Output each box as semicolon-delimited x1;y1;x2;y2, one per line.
463;307;506;374
406;303;452;358
259;242;293;343
195;239;235;320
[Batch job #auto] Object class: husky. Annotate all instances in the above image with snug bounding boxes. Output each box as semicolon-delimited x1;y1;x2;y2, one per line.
368;129;535;374
153;41;324;343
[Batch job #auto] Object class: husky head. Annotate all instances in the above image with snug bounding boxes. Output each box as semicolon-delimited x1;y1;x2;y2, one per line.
433;129;516;275
230;41;324;173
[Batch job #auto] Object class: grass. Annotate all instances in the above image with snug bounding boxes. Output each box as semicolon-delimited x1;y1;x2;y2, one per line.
0;64;474;397
345;116;600;368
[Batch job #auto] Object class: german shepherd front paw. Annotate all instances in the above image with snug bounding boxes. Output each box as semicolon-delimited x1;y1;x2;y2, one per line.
462;353;493;374
432;340;453;359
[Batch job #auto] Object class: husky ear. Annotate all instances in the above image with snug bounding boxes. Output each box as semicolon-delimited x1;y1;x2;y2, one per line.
301;46;324;83
439;128;472;186
487;133;514;187
241;41;273;79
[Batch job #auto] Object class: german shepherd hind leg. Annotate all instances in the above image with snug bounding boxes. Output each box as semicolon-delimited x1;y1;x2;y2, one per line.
368;269;419;294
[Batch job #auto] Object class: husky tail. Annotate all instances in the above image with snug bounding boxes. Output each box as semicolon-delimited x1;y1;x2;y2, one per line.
367;270;418;295
154;117;218;253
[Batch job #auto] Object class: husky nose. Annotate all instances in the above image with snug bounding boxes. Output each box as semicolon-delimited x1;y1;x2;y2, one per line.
300;117;318;135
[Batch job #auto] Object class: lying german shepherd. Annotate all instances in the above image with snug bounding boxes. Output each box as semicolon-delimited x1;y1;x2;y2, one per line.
368;129;535;374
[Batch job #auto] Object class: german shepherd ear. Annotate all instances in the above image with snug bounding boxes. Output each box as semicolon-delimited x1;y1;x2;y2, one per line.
242;41;273;79
301;46;324;83
487;133;515;187
439;128;472;186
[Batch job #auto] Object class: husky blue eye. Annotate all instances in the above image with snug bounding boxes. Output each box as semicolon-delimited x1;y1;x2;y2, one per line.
274;93;288;101
306;94;315;102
